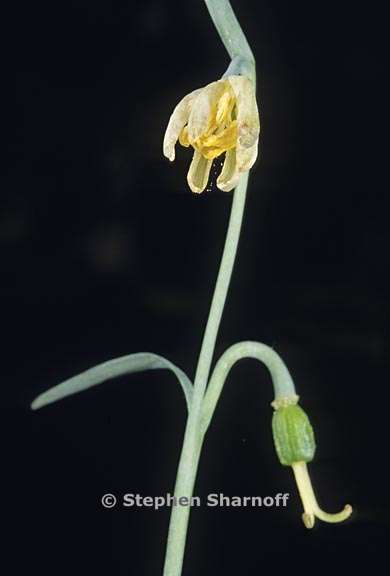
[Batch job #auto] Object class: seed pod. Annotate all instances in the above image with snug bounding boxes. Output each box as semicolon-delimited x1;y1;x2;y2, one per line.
272;404;316;466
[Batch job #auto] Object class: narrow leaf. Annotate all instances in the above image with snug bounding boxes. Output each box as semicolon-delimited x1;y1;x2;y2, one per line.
31;352;193;412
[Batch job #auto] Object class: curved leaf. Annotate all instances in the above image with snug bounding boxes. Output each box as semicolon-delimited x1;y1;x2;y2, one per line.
31;352;193;412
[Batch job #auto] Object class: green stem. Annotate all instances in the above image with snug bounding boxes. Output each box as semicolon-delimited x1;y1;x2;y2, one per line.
163;171;248;576
200;341;298;435
192;171;248;404
163;2;256;574
162;423;202;576
204;0;255;64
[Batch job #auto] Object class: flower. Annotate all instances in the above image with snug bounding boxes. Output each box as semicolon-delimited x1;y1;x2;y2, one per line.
163;76;260;193
272;401;352;528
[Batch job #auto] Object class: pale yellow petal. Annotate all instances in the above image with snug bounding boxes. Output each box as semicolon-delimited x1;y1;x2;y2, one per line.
236;140;259;172
187;150;213;194
187;80;228;142
227;75;260;170
163;88;202;161
227;75;260;147
217;149;240;192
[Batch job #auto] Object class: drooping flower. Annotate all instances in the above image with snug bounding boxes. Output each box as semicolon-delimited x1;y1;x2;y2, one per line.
163;76;260;193
272;400;352;528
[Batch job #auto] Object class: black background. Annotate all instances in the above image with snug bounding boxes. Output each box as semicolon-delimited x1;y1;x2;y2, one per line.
5;1;389;574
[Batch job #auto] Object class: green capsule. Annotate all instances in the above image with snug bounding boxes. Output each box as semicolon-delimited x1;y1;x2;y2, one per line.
272;404;316;466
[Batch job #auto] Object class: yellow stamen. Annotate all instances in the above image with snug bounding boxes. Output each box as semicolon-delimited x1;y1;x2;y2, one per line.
201;121;238;148
180;83;239;162
193;122;238;160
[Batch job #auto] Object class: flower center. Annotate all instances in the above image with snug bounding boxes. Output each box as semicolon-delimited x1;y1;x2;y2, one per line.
179;85;238;160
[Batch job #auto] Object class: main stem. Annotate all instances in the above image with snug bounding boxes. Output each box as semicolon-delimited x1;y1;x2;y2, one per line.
163;173;248;576
163;2;255;574
192;172;248;402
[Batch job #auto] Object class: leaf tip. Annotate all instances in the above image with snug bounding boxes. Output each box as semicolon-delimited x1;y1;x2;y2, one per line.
31;394;46;411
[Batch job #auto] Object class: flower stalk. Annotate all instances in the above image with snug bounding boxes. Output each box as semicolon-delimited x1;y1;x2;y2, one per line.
203;0;255;66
